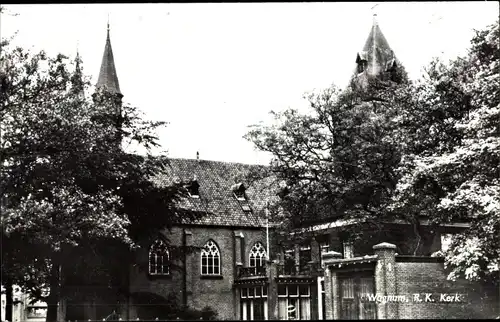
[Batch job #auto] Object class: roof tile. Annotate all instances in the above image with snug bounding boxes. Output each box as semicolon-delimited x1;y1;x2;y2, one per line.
153;158;279;228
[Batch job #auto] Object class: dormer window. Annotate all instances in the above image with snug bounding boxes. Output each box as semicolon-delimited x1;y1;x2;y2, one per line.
356;52;368;74
386;59;397;72
357;61;365;73
186;179;200;198
231;182;246;201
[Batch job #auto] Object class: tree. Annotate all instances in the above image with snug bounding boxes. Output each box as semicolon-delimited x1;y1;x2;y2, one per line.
0;41;203;321
390;21;499;285
246;19;499;284
245;73;419;250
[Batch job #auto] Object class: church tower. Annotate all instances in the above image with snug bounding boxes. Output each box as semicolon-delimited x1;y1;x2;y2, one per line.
70;49;85;101
94;21;123;114
93;20;124;148
352;14;407;89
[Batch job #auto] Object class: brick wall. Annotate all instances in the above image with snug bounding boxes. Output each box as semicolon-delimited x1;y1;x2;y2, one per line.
395;259;499;319
129;225;268;320
323;243;499;320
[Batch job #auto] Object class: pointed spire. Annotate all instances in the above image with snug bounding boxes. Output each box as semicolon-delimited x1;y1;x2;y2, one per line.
71;45;85;99
96;19;122;96
353;13;405;86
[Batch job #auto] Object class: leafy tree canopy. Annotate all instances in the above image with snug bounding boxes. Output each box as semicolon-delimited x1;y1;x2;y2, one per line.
0;39;202;321
246;20;499;285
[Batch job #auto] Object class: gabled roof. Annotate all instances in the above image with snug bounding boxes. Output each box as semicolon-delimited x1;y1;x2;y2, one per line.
152;158;279;228
96;23;121;95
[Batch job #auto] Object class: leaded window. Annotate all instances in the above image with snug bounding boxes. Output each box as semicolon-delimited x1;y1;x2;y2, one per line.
149;239;170;275
249;242;267;269
201;240;221;275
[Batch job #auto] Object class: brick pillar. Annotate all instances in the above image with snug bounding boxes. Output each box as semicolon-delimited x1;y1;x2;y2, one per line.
322;251;342;320
308;263;319;320
184;230;193;306
373;242;397;319
310;239;320;263
267;260;279;320
234;231;244;320
234;231;244;267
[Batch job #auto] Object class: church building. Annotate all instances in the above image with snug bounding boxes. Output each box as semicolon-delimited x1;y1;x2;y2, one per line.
8;13;496;322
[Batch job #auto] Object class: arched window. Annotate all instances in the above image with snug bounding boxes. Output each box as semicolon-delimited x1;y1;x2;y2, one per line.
149;239;170;275
201;240;221;275
249;242;267;268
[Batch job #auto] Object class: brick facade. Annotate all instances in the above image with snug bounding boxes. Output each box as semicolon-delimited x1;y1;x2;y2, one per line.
129;225;268;320
395;259;498;319
323;242;499;320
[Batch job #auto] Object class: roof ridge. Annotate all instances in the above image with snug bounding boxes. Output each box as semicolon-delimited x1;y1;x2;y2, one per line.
164;156;268;167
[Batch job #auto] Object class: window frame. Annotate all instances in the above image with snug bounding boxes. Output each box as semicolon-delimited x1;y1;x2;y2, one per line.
200;239;222;276
299;245;312;271
249;242;268;269
148;238;170;276
277;284;311;320
186;180;200;198
234;190;246;201
240;286;268;320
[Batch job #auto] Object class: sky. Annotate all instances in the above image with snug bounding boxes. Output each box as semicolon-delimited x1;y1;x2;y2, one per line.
1;2;499;165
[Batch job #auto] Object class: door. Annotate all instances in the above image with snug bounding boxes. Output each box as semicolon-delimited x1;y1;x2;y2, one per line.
339;273;376;320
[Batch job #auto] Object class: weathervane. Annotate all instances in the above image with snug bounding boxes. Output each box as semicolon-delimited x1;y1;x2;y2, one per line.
371;3;379;25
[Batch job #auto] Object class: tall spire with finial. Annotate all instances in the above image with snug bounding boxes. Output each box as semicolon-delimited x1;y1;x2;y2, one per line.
96;15;122;96
353;5;405;87
71;41;85;99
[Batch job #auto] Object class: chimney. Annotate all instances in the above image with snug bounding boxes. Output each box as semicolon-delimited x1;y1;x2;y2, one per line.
196;151;200;162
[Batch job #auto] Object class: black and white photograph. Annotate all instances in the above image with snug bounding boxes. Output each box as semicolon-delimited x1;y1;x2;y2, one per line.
0;2;499;321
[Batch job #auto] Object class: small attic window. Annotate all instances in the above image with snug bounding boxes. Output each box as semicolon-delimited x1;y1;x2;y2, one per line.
186;180;200;198
241;204;252;212
357;60;368;74
386;59;397;72
231;182;246;201
356;52;368;74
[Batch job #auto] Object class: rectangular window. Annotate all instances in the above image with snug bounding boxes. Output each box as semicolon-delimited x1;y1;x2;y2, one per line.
240;286;268;320
299;245;311;272
277;285;311;320
284;249;295;275
289;285;299;297
342;241;354;259
319;241;330;266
